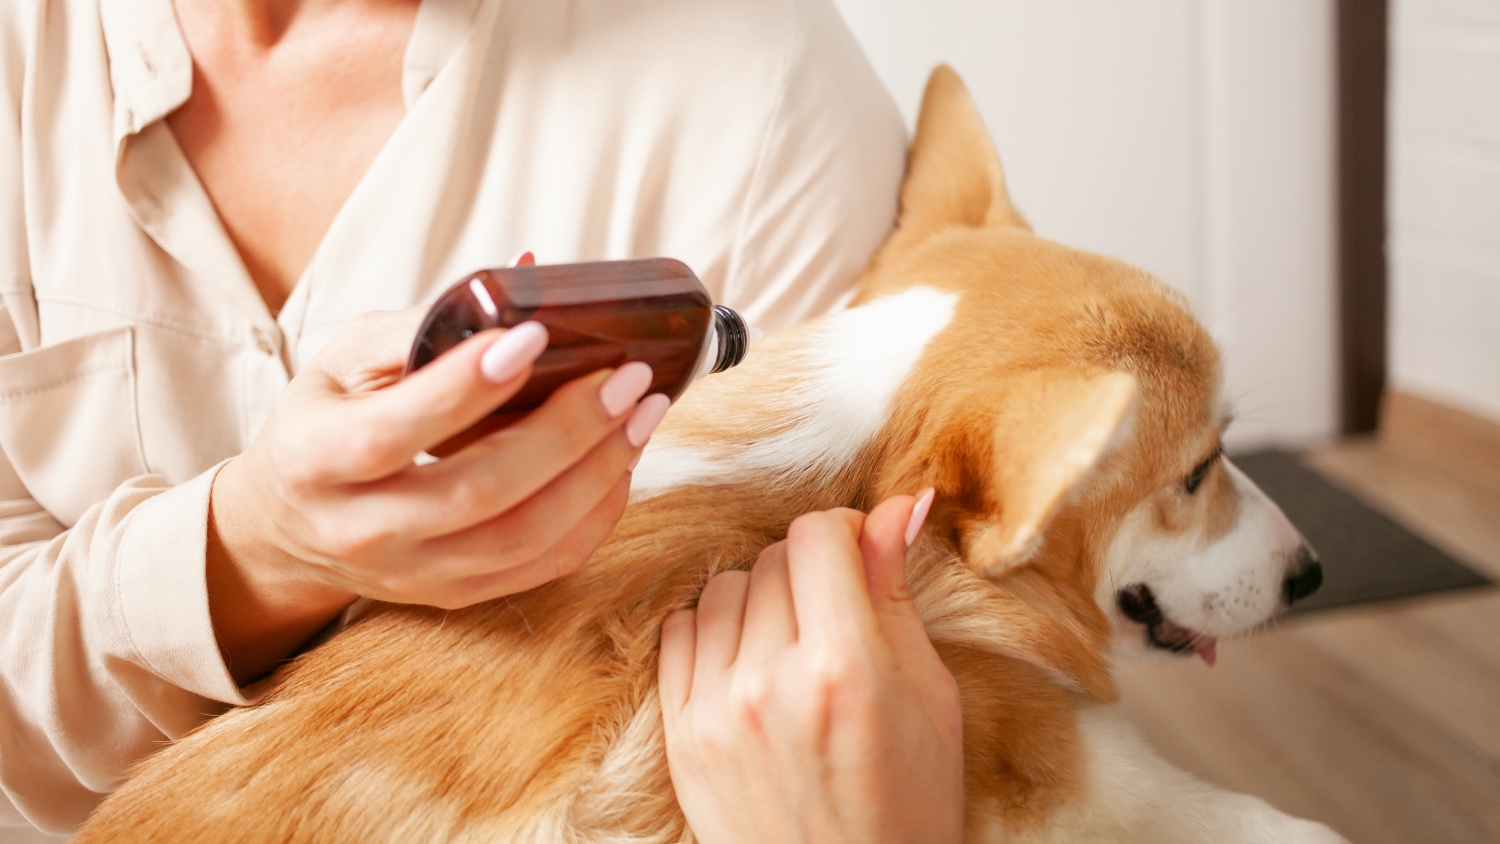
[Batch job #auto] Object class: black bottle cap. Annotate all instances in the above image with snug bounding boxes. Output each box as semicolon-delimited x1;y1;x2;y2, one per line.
712;305;749;373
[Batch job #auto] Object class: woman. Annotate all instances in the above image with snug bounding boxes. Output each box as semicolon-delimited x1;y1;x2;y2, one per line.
0;0;963;838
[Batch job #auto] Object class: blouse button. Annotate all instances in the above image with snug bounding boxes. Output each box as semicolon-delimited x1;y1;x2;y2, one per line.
252;328;277;356
137;43;158;78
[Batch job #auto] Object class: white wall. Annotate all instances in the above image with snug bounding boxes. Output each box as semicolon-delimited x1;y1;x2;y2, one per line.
1389;0;1500;424
831;0;1339;448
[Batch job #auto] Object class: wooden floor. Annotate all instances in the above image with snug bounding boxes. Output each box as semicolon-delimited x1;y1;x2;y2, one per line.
1117;437;1500;844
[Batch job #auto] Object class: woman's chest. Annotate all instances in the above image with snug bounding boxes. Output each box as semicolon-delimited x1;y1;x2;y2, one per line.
165;0;419;315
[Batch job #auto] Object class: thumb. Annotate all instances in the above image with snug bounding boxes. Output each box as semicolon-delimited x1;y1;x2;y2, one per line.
861;490;953;690
859;491;933;620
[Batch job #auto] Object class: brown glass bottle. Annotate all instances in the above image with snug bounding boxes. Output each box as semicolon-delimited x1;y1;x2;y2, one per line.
407;258;749;453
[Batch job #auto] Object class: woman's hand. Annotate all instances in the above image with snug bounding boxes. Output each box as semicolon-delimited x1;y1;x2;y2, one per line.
659;492;964;844
208;302;668;682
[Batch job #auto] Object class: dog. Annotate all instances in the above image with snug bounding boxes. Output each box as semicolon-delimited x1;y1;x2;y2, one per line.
78;66;1345;843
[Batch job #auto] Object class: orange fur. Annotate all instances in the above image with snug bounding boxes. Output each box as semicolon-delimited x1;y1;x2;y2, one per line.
78;66;1231;842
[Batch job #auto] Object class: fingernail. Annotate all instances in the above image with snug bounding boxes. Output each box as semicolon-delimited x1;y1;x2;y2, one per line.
480;322;548;383
599;362;654;418
905;488;935;547
629;450;642;471
509;251;535;268
625;393;671;448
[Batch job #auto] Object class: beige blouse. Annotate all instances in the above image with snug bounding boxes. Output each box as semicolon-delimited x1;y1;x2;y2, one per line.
0;0;905;830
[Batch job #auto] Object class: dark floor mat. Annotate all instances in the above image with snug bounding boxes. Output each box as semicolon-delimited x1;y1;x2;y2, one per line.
1233;449;1492;613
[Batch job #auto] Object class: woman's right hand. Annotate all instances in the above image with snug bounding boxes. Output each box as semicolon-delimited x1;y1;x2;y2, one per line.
206;306;669;681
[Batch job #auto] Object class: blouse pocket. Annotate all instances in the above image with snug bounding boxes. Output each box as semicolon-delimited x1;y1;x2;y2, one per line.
0;326;149;527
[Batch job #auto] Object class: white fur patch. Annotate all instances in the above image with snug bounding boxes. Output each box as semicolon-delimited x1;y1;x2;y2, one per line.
630;287;959;498
1007;707;1348;843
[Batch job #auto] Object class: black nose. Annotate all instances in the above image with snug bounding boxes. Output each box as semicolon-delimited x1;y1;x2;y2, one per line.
1283;545;1323;605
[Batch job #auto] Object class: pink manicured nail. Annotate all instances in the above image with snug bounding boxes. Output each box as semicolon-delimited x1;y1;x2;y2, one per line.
905;488;936;547
625;393;671;448
480;322;548;383
629;450;642;471
599;362;654;418
509;251;536;268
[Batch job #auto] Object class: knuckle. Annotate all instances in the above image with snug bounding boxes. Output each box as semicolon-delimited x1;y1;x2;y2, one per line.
344;427;398;475
277;464;318;498
494;527;545;568
786;509;858;542
322;537;358;562
786;511;832;544
698;572;725;598
728;673;773;719
443;477;490;519
698;570;747;603
692;711;736;753
808;650;864;697
787;511;819;536
320;522;381;563
373;576;404;598
267;445;319;497
423;380;474;422
753;541;786;569
551;408;595;449
661;609;695;638
375;570;421;599
544;379;616;445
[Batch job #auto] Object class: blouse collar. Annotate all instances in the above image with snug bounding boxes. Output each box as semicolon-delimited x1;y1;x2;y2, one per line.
98;0;489;148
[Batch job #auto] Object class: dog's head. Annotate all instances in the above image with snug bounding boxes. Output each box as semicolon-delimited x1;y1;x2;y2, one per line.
863;67;1320;676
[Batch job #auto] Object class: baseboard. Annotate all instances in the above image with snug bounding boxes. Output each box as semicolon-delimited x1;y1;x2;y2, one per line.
1379;390;1500;497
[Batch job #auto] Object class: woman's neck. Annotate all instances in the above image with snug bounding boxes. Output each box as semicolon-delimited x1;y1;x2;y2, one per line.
174;0;359;48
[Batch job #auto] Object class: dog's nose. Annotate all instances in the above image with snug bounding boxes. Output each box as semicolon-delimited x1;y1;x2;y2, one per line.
1282;544;1323;605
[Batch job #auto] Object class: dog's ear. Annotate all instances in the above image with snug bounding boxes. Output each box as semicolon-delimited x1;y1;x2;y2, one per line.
961;369;1137;577
896;65;1029;244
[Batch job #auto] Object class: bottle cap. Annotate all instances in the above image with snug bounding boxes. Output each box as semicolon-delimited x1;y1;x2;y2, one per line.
711;305;749;373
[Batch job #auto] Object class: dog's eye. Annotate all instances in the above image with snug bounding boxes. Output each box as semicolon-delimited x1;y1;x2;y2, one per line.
1183;446;1223;495
1184;464;1210;494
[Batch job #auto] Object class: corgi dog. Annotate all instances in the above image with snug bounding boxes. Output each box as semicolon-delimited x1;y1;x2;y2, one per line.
78;67;1343;843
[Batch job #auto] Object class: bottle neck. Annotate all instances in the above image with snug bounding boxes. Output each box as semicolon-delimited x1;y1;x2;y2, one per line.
694;305;751;380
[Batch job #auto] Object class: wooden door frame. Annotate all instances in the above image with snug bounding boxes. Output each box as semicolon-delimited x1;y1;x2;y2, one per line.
1336;0;1389;434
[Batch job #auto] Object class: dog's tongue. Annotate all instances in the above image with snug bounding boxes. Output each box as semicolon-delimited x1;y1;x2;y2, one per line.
1193;636;1218;667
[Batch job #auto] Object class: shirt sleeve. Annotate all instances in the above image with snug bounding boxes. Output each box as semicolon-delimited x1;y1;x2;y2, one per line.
717;0;908;332
0;422;247;833
0;14;245;833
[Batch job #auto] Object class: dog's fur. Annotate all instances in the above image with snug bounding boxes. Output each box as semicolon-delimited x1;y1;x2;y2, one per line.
78;67;1346;843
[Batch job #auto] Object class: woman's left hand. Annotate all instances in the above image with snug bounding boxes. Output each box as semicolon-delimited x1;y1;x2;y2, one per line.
658;493;964;844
